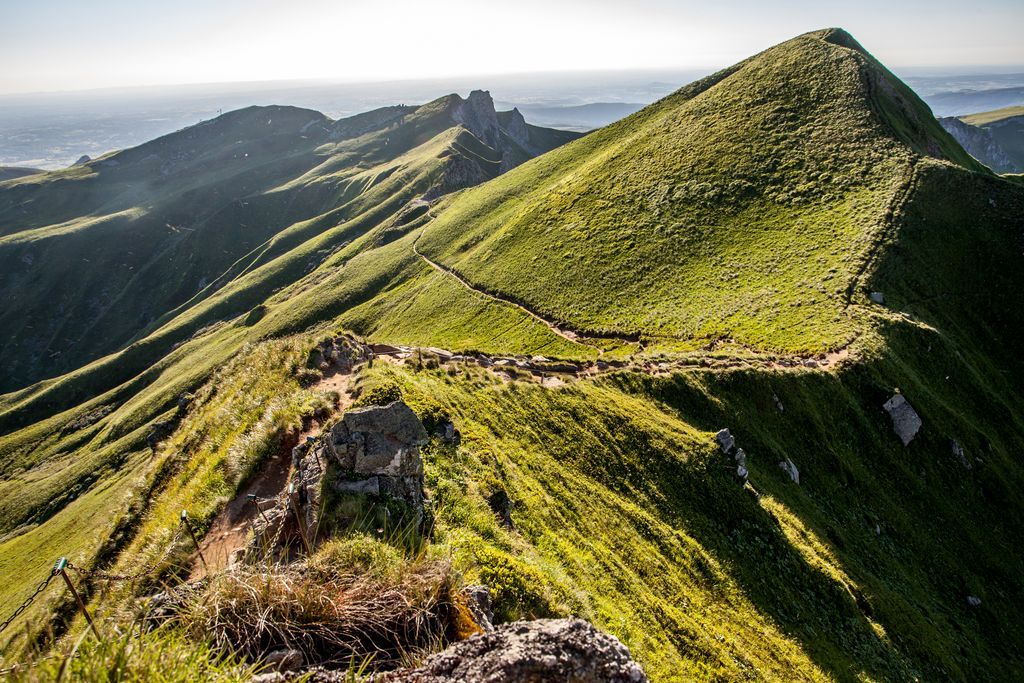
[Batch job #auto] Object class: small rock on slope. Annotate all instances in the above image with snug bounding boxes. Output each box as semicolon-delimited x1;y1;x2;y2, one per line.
883;394;922;446
375;617;647;682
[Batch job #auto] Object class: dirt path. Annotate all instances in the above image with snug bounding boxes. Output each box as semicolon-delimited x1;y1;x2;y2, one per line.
411;228;854;373
191;369;355;578
411;234;610;354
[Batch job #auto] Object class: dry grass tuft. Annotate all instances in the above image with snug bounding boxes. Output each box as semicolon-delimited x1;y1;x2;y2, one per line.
175;537;474;670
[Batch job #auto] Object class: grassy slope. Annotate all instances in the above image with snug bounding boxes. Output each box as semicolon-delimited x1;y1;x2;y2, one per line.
365;329;1024;681
416;30;983;354
1;28;1023;683
0;227;589;657
961;105;1024;126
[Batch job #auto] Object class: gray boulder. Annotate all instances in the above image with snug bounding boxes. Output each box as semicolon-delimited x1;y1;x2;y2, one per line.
375;618;647;682
330;401;428;475
882;394;922;446
324;401;430;516
778;458;800;484
715;428;736;454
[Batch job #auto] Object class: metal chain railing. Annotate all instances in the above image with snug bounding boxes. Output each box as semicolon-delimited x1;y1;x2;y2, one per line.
0;571;55;635
0;509;207;645
66;523;186;583
0;652;67;676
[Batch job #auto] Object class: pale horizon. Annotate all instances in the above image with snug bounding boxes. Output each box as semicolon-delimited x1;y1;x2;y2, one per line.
2;0;1023;95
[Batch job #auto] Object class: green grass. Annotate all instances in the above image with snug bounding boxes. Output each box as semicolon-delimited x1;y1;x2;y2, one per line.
960;105;1024;126
351;323;1024;681
415;29;980;355
8;626;257;683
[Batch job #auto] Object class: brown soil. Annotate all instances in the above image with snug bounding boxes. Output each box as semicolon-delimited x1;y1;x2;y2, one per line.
191;368;355;578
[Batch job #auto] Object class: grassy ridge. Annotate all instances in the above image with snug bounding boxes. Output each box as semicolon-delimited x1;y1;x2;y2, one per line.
355;321;1024;681
416;30;980;354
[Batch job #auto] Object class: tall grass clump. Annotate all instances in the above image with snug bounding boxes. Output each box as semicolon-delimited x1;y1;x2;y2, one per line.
174;535;479;670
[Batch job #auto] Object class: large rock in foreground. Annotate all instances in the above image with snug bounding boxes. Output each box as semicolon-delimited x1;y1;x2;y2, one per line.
329;401;428;475
375;617;647;682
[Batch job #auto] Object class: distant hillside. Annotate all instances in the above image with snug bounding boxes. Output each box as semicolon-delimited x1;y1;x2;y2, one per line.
925;85;1024;117
938;106;1024;173
0;92;579;391
0;166;42;181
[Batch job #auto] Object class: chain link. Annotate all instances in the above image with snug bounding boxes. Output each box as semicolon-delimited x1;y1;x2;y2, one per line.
67;522;185;583
0;571;55;635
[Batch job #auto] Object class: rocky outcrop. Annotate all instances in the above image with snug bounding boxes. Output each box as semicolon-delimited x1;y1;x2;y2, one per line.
778;457;800;484
501;108;531;148
453;90;502;148
326;401;429;515
461;585;494;632
308;335;370;373
938;117;1019;173
375;618;647;682
882;394;922;446
716;428;749;484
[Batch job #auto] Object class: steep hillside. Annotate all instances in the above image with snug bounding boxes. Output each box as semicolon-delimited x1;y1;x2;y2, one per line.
1;28;1023;683
0;92;577;392
939;105;1024;173
417;29;984;355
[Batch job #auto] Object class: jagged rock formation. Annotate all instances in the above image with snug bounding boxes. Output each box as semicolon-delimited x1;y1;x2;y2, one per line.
453;90;503;148
938;117;1020;173
375;618;647;682
499;108;530;148
327;401;429;513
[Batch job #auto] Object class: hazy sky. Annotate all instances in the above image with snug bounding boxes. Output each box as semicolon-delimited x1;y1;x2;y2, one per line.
2;0;1022;94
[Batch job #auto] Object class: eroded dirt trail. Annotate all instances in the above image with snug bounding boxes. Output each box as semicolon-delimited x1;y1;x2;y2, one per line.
191;369;355;578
